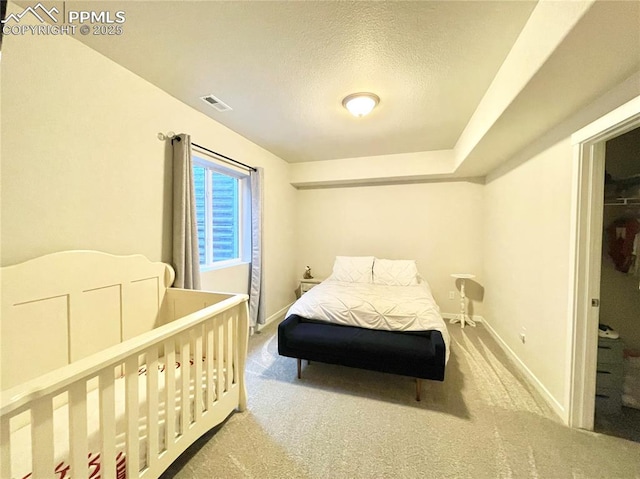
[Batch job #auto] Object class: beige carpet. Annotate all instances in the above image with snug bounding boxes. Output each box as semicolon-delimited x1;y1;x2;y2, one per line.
161;321;640;479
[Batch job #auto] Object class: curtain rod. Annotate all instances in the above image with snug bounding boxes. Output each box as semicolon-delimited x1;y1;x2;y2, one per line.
191;142;257;172
164;133;256;172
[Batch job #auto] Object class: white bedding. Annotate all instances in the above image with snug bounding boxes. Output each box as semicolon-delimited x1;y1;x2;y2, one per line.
287;278;450;361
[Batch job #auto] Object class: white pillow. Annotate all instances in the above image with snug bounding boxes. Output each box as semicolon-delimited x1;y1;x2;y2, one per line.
373;258;419;286
330;256;374;283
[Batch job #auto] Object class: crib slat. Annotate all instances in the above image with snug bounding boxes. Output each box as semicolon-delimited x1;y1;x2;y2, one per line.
233;311;239;385
69;381;89;479
180;333;191;433
237;302;249;411
215;315;224;399
194;325;203;422
125;355;140;478
164;340;176;448
206;322;215;408
1;416;11;479
31;397;54;478
99;367;117;479
225;312;233;391
146;347;160;468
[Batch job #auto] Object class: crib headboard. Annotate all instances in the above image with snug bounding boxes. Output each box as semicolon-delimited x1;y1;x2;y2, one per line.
1;250;176;390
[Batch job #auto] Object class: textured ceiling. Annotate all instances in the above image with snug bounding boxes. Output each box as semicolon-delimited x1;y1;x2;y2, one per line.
75;1;538;163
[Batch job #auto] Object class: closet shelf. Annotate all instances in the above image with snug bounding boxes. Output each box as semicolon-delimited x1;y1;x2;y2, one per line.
604;197;640;206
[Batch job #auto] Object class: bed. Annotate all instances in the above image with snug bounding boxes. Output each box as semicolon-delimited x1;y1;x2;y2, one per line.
0;250;249;479
278;256;449;400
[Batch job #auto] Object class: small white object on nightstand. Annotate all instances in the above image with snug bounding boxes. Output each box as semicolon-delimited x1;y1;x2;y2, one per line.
450;273;476;328
300;277;322;295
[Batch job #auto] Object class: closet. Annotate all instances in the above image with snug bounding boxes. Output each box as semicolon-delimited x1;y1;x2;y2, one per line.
594;126;640;442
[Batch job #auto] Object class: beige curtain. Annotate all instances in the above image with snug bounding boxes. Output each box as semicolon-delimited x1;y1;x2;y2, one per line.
249;167;265;326
171;134;201;289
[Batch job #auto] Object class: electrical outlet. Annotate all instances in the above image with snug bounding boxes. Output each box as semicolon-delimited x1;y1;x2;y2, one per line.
448;291;455;300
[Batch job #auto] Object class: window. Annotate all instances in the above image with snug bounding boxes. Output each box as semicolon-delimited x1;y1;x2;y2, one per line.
193;157;248;267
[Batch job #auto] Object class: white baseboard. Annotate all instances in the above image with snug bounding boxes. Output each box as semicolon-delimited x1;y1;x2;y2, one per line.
441;312;484;323
256;302;294;332
480;317;566;421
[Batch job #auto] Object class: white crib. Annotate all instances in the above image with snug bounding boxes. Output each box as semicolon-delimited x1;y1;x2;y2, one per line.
0;250;249;478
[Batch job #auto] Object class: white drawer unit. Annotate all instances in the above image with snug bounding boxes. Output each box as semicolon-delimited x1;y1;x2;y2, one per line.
300;278;322;294
595;337;624;415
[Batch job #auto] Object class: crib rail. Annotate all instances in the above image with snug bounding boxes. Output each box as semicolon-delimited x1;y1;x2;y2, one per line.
1;291;249;479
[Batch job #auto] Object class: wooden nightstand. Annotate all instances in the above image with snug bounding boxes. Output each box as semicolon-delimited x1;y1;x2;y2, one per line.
300;278;322;294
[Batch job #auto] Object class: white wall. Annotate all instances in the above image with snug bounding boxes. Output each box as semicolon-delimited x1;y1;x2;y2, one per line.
483;138;573;410
0;8;298;320
200;263;251;295
290;150;455;188
296;180;485;315
482;76;640;419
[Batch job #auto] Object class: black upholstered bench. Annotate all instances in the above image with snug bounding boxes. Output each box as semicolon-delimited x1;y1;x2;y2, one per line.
278;314;446;400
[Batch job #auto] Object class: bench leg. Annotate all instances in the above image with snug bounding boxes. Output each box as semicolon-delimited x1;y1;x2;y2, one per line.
416;378;422;402
297;358;301;379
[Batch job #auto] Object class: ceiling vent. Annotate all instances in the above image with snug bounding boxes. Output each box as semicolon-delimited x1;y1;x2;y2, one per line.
200;94;232;112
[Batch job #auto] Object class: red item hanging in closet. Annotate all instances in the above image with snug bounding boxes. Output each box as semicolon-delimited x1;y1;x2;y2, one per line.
607;217;640;273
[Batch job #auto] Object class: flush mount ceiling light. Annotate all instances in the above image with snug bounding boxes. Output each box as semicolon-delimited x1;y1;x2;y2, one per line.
342;92;380;118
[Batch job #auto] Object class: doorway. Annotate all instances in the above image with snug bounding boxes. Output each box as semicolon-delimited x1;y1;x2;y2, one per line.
568;95;640;431
592;127;640;442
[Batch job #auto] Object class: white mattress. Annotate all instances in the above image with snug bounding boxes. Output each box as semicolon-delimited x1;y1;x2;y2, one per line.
10;355;227;479
287;279;450;361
